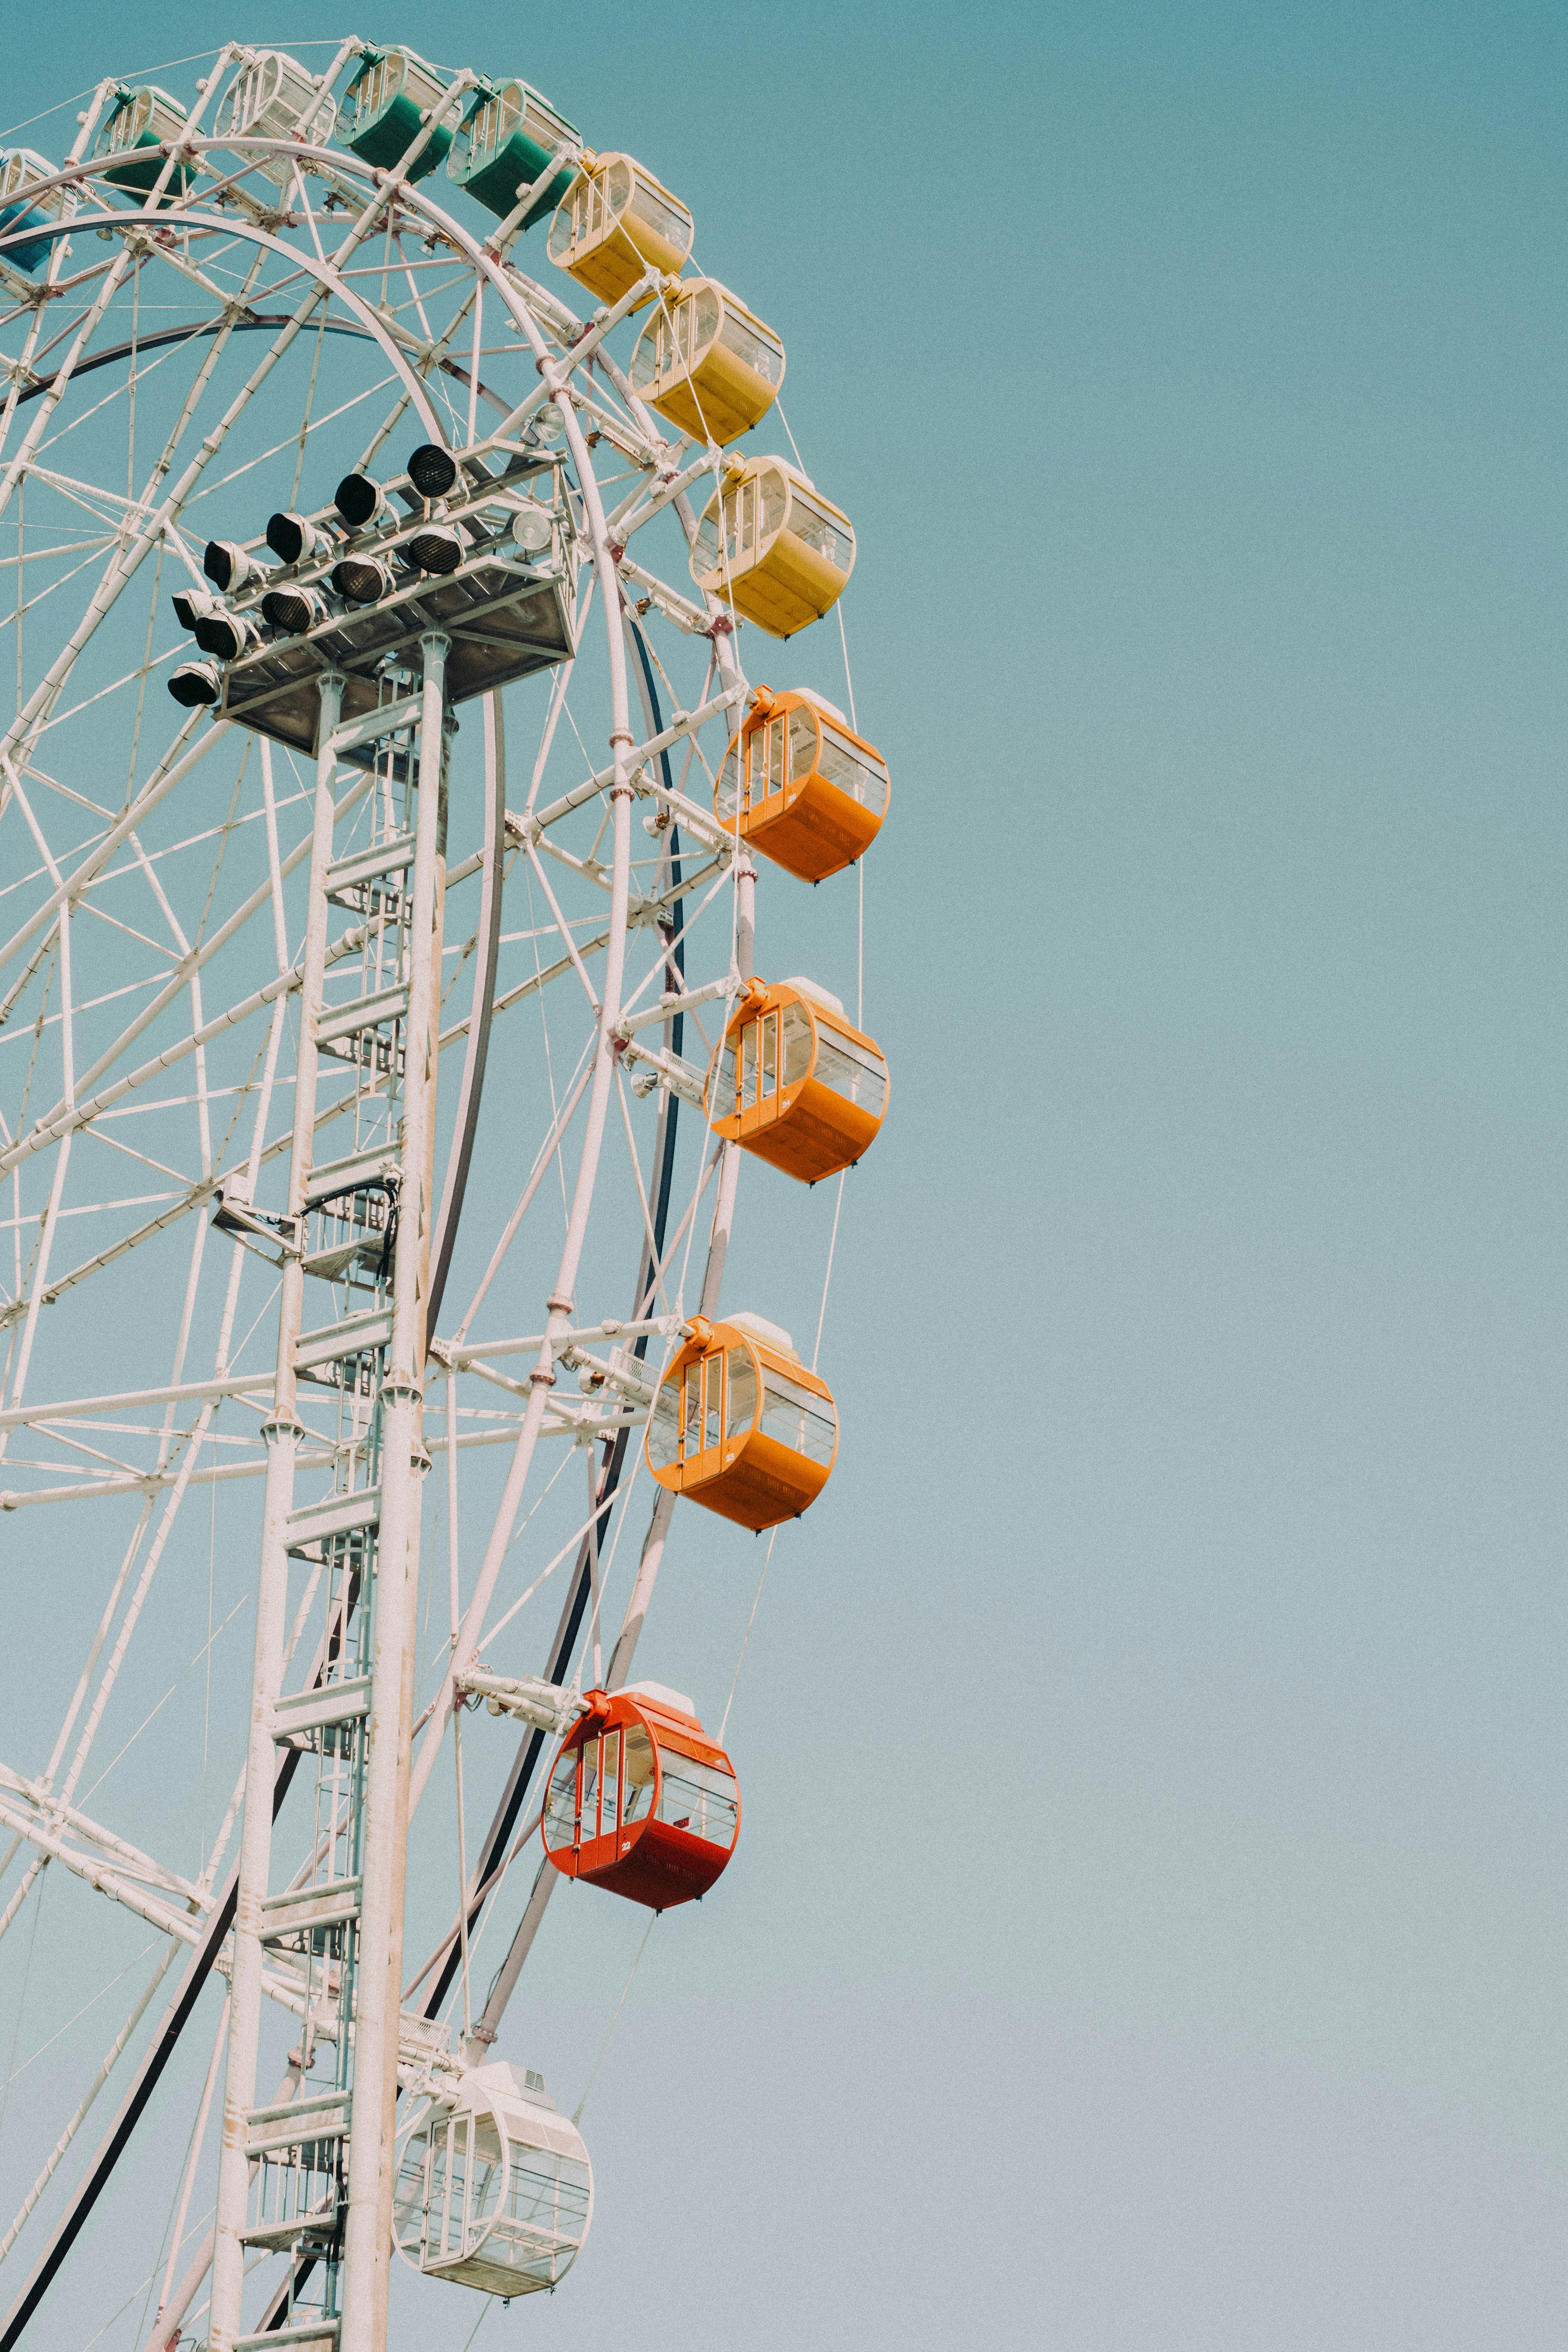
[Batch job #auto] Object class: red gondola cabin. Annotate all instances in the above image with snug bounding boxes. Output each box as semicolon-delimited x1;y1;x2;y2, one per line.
542;1683;739;1910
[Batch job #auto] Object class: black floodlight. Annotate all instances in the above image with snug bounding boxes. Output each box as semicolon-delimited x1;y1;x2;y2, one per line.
265;510;329;566
168;660;223;708
172;587;219;632
334;470;384;528
407;441;459;500
261;584;327;635
194;610;258;663
203;539;263;593
331;555;396;604
405;523;463;575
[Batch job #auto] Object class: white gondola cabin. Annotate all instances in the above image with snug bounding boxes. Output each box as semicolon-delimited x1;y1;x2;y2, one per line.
0;153;62;274
341;47;453;182
716;686;889;881
219;51;337;183
706;978;888;1183
628;278;784;445
393;2062;592;2298
547;153;693;305
691;459;855;637
543;1683;740;1909
646;1314;837;1530
94;87;195;203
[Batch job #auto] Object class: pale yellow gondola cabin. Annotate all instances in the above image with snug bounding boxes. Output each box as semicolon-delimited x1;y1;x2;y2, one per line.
691;458;854;637
707;978;888;1184
547;154;693;305
646;1314;837;1531
628;278;783;445
716;686;889;882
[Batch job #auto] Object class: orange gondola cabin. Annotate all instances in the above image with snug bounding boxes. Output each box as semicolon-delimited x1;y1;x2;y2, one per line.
542;1683;739;1910
646;1312;838;1530
707;978;888;1183
716;685;889;882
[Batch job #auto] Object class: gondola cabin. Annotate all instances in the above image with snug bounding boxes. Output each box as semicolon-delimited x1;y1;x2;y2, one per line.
646;1313;837;1530
219;51;336;184
546;153;692;304
447;80;579;227
393;2062;591;2296
542;1683;739;1909
716;686;889;881
707;978;888;1183
691;458;854;637
0;153;62;274
94;88;194;203
341;48;453;182
628;278;783;445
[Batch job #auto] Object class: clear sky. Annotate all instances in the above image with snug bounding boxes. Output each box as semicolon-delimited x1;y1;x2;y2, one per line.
2;3;1566;2347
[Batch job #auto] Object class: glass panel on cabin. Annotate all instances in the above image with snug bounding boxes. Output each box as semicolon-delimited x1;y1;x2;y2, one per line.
701;1353;722;1451
691;503;721;577
680;1361;702;1457
503;2144;591;2278
623;1725;656;1824
724;1346;757;1435
761;473;788;538
657;1754;737;1845
740;1021;759;1110
604;157;632;214
647;1376;679;1468
709;1036;739;1116
579;1738;604;1841
816;722;889;814
600;1730;621;1836
544;1745;579;1844
781;1003;814;1087
760;1370;837;1464
631;178;688;247
788;491;853;574
814;1028;887;1114
788;710;819;781
718;310;785;387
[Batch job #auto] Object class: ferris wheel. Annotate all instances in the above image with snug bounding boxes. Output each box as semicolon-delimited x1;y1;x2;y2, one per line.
0;39;889;2352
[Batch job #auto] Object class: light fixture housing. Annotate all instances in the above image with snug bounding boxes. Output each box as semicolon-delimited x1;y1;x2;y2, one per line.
265;510;330;566
203;540;263;594
332;555;396;604
172;587;220;632
334;471;386;528
405;524;463;575
167;660;224;708
510;503;553;555
407;441;459;499
261;584;328;635
194;610;260;662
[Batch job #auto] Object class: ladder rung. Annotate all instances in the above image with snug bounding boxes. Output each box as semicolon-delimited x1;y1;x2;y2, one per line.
236;2325;340;2351
271;1675;372;1743
259;1877;362;1947
294;1305;393;1372
314;983;409;1050
240;2214;342;2251
245;2088;352;2155
324;829;415;896
303;1144;399;1208
285;1487;380;1553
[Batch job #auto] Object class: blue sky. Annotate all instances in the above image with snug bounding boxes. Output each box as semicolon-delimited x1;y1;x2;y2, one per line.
1;4;1565;2346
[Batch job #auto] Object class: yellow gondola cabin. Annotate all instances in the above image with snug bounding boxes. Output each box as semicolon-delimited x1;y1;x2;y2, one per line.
691;458;854;637
646;1314;837;1530
706;978;888;1183
716;686;889;881
547;154;693;304
628;278;783;445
